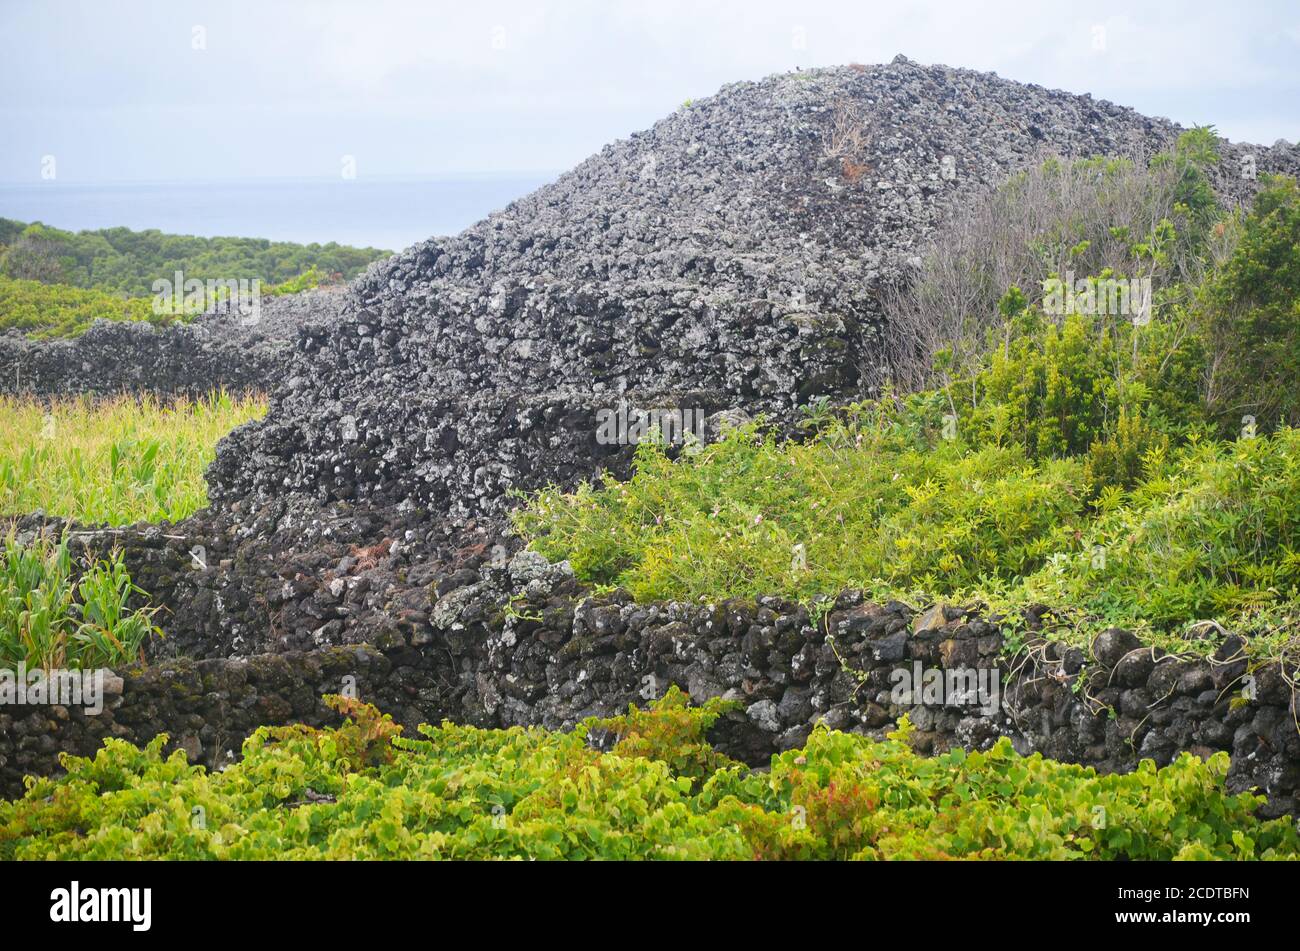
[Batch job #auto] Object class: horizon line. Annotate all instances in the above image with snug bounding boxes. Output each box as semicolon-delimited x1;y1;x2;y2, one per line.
0;171;564;189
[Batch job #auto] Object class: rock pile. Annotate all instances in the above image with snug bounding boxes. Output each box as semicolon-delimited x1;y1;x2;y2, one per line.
206;56;1300;523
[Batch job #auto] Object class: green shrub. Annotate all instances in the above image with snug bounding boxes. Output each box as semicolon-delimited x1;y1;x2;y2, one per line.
955;305;1207;491
2;697;1294;860
888;132;1221;389
1017;428;1300;636
1153;125;1223;240
263;264;328;298
516;164;1300;649
0;276;161;338
0;534;162;671
0;268;344;339
592;686;740;783
1200;175;1300;431
516;409;1300;652
926;267;1210;494
515;421;1091;604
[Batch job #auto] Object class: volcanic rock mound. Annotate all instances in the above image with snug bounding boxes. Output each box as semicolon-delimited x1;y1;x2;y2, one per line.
7;60;1300;809
209;56;1299;526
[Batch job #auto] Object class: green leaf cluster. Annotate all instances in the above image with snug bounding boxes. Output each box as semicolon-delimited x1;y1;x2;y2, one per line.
3;695;1294;860
0;534;161;671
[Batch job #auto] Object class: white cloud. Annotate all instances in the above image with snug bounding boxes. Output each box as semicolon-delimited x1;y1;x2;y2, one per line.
1;0;1296;182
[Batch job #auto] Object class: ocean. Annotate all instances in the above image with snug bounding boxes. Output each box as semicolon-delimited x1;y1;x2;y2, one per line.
0;175;558;252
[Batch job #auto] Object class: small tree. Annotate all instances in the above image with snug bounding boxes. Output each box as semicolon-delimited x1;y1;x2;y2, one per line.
1200;175;1300;432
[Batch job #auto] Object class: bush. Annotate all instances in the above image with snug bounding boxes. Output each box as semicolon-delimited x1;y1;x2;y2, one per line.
956;305;1207;490
1017;428;1300;636
1200;175;1300;432
516;406;1300;651
514;151;1300;653
514;419;1091;604
2;697;1293;860
886;132;1221;390
0;534;161;671
592;686;740;783
0;277;160;338
0;267;343;339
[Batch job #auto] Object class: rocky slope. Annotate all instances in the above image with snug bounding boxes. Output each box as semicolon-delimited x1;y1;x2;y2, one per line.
207;56;1300;527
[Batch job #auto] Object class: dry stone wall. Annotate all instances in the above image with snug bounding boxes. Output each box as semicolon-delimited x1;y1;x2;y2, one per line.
0;287;347;399
4;539;1295;818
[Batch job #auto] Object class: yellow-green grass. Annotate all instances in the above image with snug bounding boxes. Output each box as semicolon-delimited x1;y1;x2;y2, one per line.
0;391;265;525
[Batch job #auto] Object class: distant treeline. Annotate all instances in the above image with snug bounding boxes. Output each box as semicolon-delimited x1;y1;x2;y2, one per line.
0;218;391;337
0;217;390;298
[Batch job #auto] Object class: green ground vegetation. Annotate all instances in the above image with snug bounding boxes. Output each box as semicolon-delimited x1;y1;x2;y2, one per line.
0;391;265;525
516;154;1300;660
3;691;1293;860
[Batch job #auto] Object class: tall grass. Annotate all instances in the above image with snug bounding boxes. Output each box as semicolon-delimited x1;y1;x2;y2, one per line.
0;391;265;525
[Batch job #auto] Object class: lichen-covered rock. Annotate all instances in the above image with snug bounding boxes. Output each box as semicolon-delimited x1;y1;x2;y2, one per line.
206;58;1300;524
6;541;1297;818
0;287;348;399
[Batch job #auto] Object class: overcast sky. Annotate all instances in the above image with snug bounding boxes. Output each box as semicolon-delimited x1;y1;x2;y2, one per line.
2;0;1298;184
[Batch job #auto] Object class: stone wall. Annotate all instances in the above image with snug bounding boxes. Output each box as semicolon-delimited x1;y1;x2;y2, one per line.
0;647;389;797
0;287;347;400
4;545;1296;818
0;321;273;399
